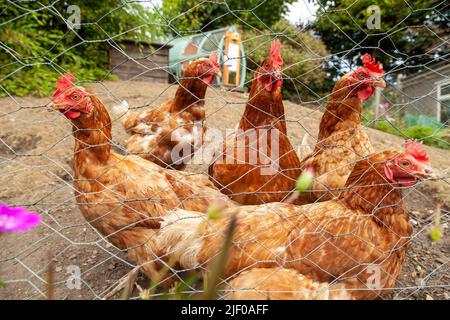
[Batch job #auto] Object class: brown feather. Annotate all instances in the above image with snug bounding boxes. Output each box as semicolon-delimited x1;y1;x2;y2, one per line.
227;268;353;300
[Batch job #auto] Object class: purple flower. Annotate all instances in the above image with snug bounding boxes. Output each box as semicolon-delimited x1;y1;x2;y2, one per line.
0;204;41;233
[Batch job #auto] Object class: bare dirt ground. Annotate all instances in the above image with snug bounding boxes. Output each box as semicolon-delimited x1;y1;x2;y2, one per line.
0;80;448;300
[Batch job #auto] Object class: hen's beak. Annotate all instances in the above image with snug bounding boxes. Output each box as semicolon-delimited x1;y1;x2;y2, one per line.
47;101;67;110
272;68;283;81
414;166;438;180
215;68;222;78
373;78;386;89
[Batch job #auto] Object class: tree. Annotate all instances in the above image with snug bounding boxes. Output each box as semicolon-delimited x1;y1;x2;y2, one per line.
0;0;163;96
310;0;449;80
158;1;329;100
160;0;297;34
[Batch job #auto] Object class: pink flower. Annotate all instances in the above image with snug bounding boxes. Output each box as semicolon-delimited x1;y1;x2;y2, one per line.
0;204;41;233
381;103;391;111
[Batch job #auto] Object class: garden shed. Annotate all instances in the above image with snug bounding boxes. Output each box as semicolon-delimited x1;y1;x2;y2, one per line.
399;61;450;124
108;40;172;82
168;26;246;90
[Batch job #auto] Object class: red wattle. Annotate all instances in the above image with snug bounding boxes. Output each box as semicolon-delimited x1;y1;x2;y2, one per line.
202;74;214;84
357;86;375;100
384;165;394;184
60;109;81;119
264;81;273;92
274;79;283;92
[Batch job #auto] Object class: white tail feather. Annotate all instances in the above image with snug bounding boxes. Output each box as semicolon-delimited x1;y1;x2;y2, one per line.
157;209;207;268
299;134;312;158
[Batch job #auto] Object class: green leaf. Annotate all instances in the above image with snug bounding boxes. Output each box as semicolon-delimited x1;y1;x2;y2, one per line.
139;289;151;300
296;167;314;193
312;0;447;81
429;226;443;242
207;205;223;220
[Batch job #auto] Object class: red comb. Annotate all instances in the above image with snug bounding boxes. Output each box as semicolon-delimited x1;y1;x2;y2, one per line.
270;40;283;68
209;51;220;69
53;73;76;97
361;53;383;76
405;140;429;163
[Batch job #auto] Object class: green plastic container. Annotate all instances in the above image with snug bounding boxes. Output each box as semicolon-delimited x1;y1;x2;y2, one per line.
167;26;246;90
404;114;441;128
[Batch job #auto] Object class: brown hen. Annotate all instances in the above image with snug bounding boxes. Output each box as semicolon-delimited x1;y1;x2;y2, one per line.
156;141;434;299
297;54;386;204
48;73;235;279
209;40;301;205
122;52;221;170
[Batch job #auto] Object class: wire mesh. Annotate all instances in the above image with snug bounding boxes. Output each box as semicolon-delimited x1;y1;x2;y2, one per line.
0;0;449;300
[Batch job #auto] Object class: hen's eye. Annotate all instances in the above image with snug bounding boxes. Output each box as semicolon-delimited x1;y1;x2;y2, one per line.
400;160;410;167
71;93;80;100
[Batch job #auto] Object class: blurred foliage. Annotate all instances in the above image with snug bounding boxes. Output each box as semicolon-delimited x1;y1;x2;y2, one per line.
160;0;297;33
429;204;443;242
159;1;329;100
310;0;449;82
242;19;329;102
296;166;314;192
362;107;450;150
5;0;446;105
1;0;326;100
0;0;164;96
153;273;200;300
207;203;223;220
404;125;450;150
429;225;443;242
202;212;237;300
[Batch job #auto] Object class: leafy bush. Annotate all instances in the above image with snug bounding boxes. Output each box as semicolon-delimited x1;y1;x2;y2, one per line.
404;126;450;150
1;1;328;102
312;0;447;81
160;0;296;33
364;114;450;150
157;1;330;102
0;1;163;97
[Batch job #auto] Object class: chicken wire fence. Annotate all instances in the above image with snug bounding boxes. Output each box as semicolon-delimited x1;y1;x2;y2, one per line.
0;0;449;300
